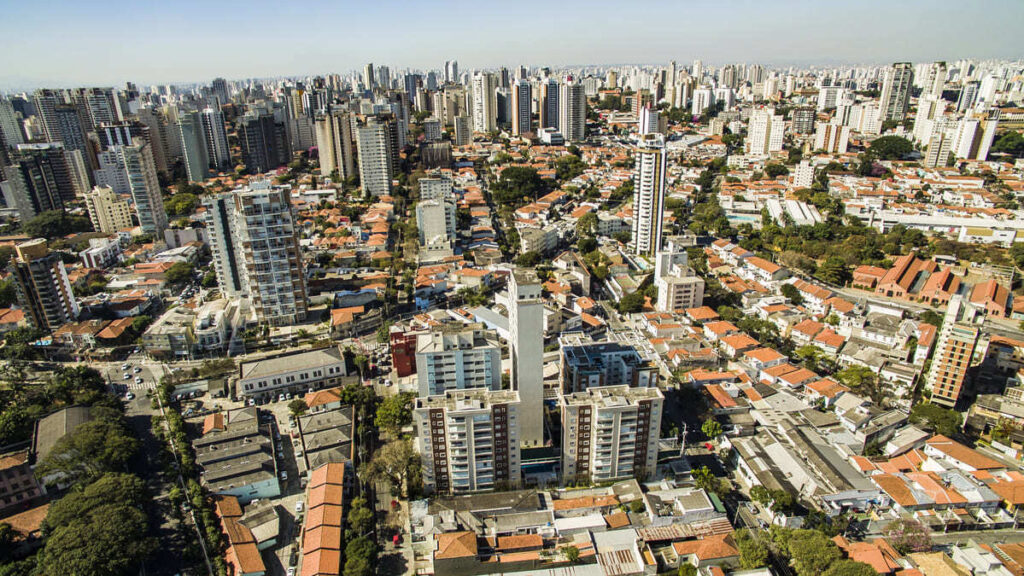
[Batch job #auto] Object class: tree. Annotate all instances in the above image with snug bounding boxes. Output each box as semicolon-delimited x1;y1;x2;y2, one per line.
909;403;963;436
346;497;375;537
515;251;542;267
701;418;723;439
750;485;772;506
992;131;1024;158
555;155;587;182
343;535;377;576
0;522;15;560
201;271;217;287
352;354;368;379
693;465;728;496
375;392;414;435
490;167;547;205
824;561;878;576
817;257;852;286
288;399;309;419
164;262;194;284
39;473;155;576
565;545;581;563
360;439;420;497
869;136;913;160
36;418;139;486
577;236;598;254
765;163;790;178
678;563;698;576
786;529;842;576
165;193;199;216
130;315;153;334
780;283;804;304
883;518;932;554
576;212;598;237
735;529;770;569
0;279;17;308
919;309;943;327
23;211;93;238
618;291;646;314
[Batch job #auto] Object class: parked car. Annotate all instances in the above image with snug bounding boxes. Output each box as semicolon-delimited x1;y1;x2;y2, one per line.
280;471;288;481
125;392;135;400
134;377;143;384
247;398;256;406
295;501;304;513
123;373;131;380
133;366;142;373
121;363;130;370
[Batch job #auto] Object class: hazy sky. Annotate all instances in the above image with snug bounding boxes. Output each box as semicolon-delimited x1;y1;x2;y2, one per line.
1;0;1022;89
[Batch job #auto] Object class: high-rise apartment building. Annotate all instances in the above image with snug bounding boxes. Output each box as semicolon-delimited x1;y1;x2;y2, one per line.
414;388;521;494
355;119;394;196
177;111;210;183
746;108;785;155
11;239;79;333
84;185;133;234
813;121;850;154
559;335;659;393
539;78;559;130
921;61;947;98
558;77;586;142
508;269;544;447
879;62;914;122
0;98;25;146
654;235;705;313
454;116;472;146
238;112;287;174
203;183;307;325
951;111;999;161
363;63;376;90
511;80;532;136
691;87;714;116
415;324;502;397
791;107;816;134
471;73;497;133
631;133;667;256
314;110;355;180
120;143;168;237
444;60;458;84
4;143;79;219
560;386;663;484
925;296;982;408
200;107;231;171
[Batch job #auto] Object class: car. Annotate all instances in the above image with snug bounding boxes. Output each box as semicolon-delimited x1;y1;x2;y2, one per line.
278;394;286;402
122;363;130;370
287;569;296;576
285;392;292;400
123;373;131;380
125;392;135;400
280;471;288;481
276;443;283;452
295;501;304;513
247;398;256;406
134;377;143;384
133;366;142;373
133;347;140;354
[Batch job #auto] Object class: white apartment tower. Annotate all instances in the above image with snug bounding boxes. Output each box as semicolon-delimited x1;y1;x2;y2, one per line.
631;132;667;256
880;62;914;121
200;107;231;171
120;143;168;237
511;80;532;136
813;121;850;154
560;386;663;484
203;183;307;326
355;120;393;196
415;324;502;397
471;72;497;133
508;269;544;447
315;110;355;180
558;77;586;142
415;388;521;494
746;108;785;155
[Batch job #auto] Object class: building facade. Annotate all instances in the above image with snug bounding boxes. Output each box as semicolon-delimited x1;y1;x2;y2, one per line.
631;133;667;256
415;324;502;397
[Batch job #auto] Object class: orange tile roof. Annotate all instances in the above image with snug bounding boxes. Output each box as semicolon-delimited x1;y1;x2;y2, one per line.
925;435;1003;470
552;494;619;510
435;531;478;560
685;306;719;321
672;534;740;561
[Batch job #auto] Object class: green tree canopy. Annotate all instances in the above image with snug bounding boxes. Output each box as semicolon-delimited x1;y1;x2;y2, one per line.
618;291;646;314
909;403;963;437
823;561;878;576
36;415;139;486
23;211;93;239
165;193;199;216
992;131;1024;158
817;257;852;285
869;136;914;160
374;392;414;435
701;418;723;439
735;528;770;569
786;529;842;576
515;251;543;267
491;167;547;205
164;261;194;284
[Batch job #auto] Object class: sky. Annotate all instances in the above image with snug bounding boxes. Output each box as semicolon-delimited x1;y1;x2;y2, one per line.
0;0;1022;90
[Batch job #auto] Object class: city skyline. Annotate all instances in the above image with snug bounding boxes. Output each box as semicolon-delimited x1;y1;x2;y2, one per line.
1;0;1022;90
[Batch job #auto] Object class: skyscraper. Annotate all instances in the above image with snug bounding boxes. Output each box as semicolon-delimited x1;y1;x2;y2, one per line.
558;77;586;142
203;183;307;326
471;73;497;133
177;111;210;183
631;133;667;256
539;78;559;130
355;119;394;196
11;239;79;333
415;324;502;397
0;98;25;146
210;77;229;107
84;185;133;234
921;61;947;98
200;107;231;171
925;295;981;408
4;143;77;219
508;269;543;447
511;80;532;136
879;62;914;122
314;110;355;180
444;60;458;84
363;63;376;90
238;112;287;174
453;116;472;146
120;143;168;237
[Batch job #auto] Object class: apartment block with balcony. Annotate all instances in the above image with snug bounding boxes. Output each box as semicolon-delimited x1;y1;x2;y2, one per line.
415;323;502;397
558;334;659;393
560;385;663;485
414;388;521;494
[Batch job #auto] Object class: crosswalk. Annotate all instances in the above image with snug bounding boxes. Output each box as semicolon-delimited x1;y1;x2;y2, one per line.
126;380;157;391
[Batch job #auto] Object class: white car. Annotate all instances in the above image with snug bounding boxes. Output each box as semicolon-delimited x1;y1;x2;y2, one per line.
133;367;142;373
247;398;256;406
280;471;288;481
295;501;304;513
123;373;131;380
287;568;296;576
134;377;143;384
125;392;135;400
278;394;286;402
121;364;130;370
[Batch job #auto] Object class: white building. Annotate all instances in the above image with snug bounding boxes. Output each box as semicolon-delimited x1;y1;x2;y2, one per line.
84;185;133;234
471;72;497;133
560;386;663;484
237;346;348;400
691;88;714;116
880;62;914;121
792;160;814;189
813;121;850;154
415;388;521;494
416;197;456;247
315;110;355;179
509;269;544;447
952;112;999;161
120;143;168;237
559;77;587;142
746;108;785;155
80;236;122;269
355;120;394;196
654;235;705;312
415;324;502;397
631;132;667;256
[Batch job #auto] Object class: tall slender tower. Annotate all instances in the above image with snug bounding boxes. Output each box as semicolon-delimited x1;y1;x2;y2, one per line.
539;78;559;130
11;239;79;333
471;73;497;133
315;110;355;180
508;269;544;448
120;143;168;237
879;62;914;122
511;80;532;136
631;133;667;256
558;77;586;142
200;107;231;171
